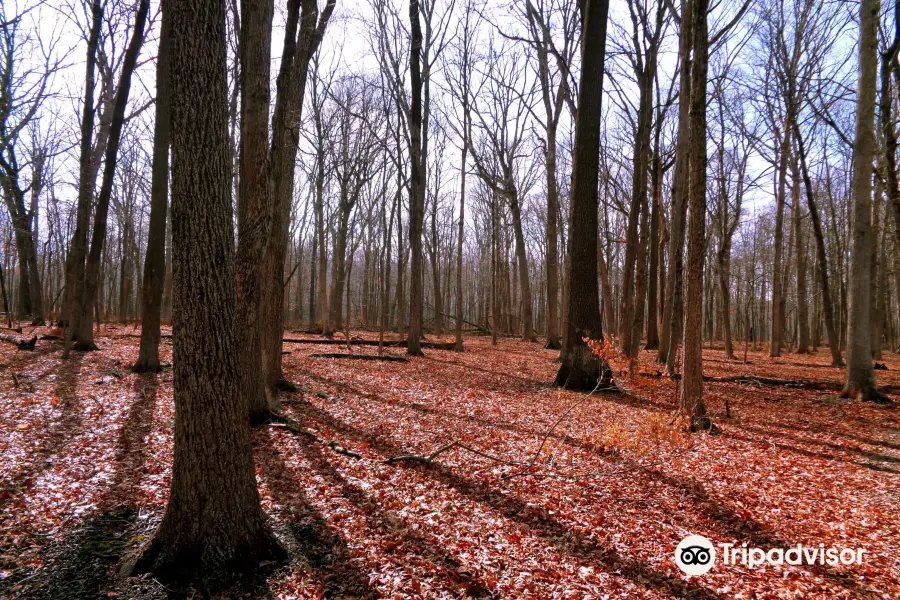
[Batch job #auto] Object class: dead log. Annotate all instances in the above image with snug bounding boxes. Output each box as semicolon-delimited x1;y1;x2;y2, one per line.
0;334;36;350
284;338;456;350
309;352;409;362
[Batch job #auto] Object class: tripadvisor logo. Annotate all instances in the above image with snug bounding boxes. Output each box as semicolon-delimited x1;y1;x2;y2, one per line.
675;535;716;575
674;535;867;576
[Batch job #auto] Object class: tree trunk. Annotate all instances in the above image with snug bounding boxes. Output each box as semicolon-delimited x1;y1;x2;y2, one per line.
791;151;809;354
407;0;425;356
658;0;693;369
843;0;886;401
133;3;172;372
555;0;611;391
236;0;275;423
130;0;284;586
61;0;102;332
680;0;711;430
70;0;150;352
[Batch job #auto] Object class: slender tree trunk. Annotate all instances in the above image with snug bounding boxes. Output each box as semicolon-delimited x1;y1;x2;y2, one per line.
133;2;172;372
407;0;425;356
659;0;693;369
455;135;467;351
680;0;711;430
70;0;150;352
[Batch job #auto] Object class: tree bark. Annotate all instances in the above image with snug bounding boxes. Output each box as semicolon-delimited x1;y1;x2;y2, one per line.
130;0;284;586
843;0;887;401
407;0;425;356
680;0;711;430
133;2;172;373
555;0;611;391
70;0;150;352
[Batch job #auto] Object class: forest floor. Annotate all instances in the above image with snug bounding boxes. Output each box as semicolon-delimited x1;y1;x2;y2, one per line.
0;324;899;599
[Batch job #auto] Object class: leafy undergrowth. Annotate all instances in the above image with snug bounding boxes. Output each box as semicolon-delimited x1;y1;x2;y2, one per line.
1;324;898;598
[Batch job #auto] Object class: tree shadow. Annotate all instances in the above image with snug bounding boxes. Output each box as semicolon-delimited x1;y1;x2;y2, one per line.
289;432;500;597
96;373;161;510
254;438;381;599
1;508;166;599
284;401;721;599
0;355;84;515
727;422;900;474
638;465;881;597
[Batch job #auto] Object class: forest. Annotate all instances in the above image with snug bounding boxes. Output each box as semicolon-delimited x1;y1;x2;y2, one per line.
1;0;899;597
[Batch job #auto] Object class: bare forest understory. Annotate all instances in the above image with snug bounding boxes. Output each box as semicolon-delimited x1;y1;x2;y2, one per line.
0;324;897;599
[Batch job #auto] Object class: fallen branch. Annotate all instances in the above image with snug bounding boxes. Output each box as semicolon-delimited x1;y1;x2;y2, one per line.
309;352;408;362
386;440;525;466
284;338;456;350
0;334;36;350
268;416;362;459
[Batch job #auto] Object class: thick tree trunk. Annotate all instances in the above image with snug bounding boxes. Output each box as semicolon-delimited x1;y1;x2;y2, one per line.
131;0;284;586
555;0;611;391
133;3;172;373
236;0;275;423
843;0;887;401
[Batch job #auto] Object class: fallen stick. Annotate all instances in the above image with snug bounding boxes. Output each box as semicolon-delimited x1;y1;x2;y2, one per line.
386;440;526;466
268;416;362;459
309;352;408;362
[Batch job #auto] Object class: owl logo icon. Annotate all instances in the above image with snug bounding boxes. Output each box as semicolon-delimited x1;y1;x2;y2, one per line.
675;535;716;576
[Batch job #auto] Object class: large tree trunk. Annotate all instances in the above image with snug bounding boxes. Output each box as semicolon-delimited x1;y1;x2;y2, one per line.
646;130;662;350
130;0;284;586
69;0;149;352
133;2;172;373
843;0;887;401
259;0;334;402
555;0;610;391
680;0;711;430
324;196;352;336
236;0;275;423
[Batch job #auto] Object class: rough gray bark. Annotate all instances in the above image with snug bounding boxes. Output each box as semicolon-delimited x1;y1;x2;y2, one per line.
130;0;284;587
842;0;888;401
